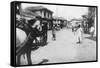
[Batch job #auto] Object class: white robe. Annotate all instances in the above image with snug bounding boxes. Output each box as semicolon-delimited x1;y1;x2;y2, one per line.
76;27;83;42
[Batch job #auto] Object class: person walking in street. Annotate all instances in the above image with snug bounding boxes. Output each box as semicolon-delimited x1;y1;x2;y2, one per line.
76;24;83;44
52;24;56;41
90;26;95;38
72;26;75;35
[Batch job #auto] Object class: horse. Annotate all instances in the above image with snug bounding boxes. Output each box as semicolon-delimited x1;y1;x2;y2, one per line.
16;18;42;65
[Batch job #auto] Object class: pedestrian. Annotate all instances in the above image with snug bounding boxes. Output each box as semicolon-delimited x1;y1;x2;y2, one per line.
76;24;83;44
72;26;75;35
90;26;95;37
52;24;56;41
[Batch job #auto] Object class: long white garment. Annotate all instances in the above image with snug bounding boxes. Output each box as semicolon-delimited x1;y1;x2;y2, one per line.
76;27;83;42
90;26;95;33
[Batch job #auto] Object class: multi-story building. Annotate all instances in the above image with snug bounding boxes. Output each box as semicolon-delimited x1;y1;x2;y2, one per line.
24;6;53;29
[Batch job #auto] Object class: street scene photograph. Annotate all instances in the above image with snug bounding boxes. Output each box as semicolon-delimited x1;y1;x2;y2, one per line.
16;2;97;66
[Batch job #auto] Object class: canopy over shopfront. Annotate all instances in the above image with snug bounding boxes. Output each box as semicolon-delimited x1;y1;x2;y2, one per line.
20;10;41;20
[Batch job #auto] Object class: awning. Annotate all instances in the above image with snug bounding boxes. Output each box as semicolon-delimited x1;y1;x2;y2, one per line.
20;10;41;20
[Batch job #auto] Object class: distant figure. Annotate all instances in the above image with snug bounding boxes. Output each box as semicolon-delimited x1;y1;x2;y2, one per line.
90;26;95;37
72;26;75;35
52;24;56;41
76;25;83;44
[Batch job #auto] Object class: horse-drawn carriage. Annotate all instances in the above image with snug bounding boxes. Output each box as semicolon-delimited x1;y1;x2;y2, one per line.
16;14;48;65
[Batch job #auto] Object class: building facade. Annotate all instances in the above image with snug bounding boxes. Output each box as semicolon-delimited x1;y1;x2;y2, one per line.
25;6;53;30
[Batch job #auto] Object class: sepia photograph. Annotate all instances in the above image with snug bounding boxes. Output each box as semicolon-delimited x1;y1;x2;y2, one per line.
15;2;97;66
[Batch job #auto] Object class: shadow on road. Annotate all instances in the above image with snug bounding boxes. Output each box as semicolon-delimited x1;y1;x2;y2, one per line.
85;36;96;41
38;59;49;64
